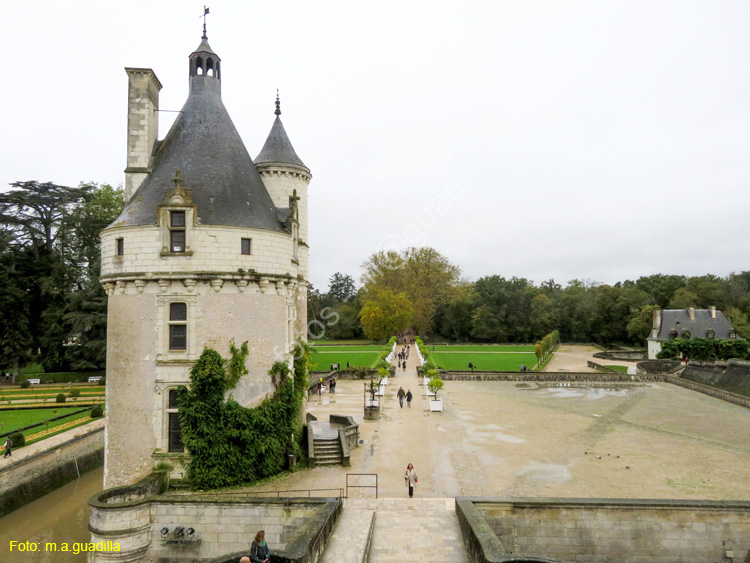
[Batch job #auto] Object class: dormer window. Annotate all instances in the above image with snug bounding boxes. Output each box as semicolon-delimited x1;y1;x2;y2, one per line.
729;330;737;340
669;329;679;339
706;329;715;339
170;211;186;253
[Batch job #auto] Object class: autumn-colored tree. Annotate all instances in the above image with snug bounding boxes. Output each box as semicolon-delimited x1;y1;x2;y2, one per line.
359;289;415;340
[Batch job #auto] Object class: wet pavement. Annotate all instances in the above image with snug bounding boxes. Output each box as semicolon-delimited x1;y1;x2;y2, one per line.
241;345;750;501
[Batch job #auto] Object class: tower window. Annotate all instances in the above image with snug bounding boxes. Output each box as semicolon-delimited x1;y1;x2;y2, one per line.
170;211;186;253
167;389;183;453
169;303;188;350
241;238;252;255
116;238;124;256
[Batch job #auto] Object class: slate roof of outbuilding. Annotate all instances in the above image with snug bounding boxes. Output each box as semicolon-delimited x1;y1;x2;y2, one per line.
652;309;734;340
110;44;284;232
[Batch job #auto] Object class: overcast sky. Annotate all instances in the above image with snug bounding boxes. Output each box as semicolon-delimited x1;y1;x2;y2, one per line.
4;1;749;291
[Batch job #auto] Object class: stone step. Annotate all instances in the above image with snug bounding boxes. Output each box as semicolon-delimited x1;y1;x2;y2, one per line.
319;501;376;563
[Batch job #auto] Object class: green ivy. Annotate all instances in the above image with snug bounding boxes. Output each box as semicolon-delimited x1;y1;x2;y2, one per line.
177;341;310;490
657;337;749;361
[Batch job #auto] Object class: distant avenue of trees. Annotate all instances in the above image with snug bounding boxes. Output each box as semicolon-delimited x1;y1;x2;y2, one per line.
309;247;750;346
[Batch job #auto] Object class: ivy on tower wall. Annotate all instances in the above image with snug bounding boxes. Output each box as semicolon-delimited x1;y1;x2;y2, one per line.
177;341;310;489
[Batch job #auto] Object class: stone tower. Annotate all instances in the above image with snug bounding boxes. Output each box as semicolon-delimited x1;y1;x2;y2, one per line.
100;29;310;488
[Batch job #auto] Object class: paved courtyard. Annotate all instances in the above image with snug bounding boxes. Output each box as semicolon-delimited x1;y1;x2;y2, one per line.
246;347;750;501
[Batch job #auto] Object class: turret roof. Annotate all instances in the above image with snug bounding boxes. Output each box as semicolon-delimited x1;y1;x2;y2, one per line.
111;41;284;232
255;97;308;169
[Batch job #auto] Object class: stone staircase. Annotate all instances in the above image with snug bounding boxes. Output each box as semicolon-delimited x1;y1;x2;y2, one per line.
312;438;343;466
320;498;469;563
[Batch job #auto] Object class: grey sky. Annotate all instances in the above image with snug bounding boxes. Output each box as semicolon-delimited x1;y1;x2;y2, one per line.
3;1;749;291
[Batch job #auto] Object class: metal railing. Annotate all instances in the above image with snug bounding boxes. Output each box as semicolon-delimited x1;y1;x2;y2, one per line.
346;473;378;499
188;487;345;499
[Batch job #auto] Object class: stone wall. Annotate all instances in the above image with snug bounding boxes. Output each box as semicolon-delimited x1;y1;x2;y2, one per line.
0;425;103;518
665;375;750;408
439;371;661;383
593;350;646;361
89;474;341;563
681;359;750;398
458;497;750;563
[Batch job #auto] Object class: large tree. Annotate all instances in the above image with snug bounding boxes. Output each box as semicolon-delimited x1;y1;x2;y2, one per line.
361;247;461;335
359;289;414;340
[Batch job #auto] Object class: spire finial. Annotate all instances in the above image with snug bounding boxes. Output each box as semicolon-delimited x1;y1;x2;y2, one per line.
275;89;281;116
201;6;210;39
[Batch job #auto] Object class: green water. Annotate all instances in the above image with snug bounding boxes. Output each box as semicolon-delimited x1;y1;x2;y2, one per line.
0;466;103;562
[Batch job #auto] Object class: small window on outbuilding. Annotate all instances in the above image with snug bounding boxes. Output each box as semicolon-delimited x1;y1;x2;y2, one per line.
706;329;715;339
729;330;737;340
169;303;187;350
116;238;124;256
669;329;679;339
241;238;252;255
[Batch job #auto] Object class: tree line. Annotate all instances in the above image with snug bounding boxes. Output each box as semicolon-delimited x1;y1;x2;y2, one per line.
0;181;123;377
309;247;750;345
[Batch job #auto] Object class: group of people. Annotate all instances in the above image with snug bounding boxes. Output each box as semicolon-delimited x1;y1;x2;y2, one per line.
396;387;413;408
316;377;336;395
396;345;410;372
329;362;346;371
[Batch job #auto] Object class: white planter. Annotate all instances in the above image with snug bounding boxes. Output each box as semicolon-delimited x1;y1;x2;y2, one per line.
376;384;386;396
429;399;443;412
366;398;380;408
381;377;388;386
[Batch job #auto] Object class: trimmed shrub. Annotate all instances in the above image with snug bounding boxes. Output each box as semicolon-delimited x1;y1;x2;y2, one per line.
69;388;81;398
10;431;25;448
97;377;106;386
20;380;31;389
55;393;66;403
90;405;104;418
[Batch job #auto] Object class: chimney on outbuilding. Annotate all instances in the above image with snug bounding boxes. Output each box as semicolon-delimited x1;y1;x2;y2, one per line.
124;68;162;202
652;307;662;332
710;306;717;319
688;307;695;321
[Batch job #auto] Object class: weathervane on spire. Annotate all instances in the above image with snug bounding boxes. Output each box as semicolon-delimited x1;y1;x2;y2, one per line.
201;6;210;39
275;89;281;116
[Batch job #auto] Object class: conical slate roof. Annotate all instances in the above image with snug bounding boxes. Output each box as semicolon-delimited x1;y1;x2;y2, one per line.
112;75;283;232
255;115;308;170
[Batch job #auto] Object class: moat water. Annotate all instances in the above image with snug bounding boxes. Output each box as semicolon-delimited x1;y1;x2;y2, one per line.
0;466;103;562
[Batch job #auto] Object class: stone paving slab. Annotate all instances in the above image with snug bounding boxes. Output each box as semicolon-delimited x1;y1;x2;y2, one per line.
367;497;469;563
319;499;375;563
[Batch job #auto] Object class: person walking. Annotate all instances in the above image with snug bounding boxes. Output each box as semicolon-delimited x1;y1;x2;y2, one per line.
3;436;11;458
406;389;413;408
317;379;322;396
397;386;406;408
249;530;270;563
404;463;418;498
330;377;336;393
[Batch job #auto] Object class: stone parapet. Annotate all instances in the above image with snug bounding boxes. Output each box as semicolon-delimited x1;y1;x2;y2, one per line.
458;497;750;563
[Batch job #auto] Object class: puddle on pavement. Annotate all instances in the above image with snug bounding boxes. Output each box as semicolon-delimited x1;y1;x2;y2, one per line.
538;385;632;399
515;462;571;483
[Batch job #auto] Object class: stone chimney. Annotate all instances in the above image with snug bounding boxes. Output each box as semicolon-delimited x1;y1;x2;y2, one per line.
710;306;717;319
688;307;695;321
652;307;662;332
124;68;162;202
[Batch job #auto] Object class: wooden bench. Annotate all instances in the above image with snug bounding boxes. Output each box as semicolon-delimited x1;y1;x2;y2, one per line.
27;378;41;385
88;376;102;383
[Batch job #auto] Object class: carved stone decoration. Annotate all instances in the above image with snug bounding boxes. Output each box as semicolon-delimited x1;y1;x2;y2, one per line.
158;279;171;293
275;281;286;295
259;279;269;294
116;281;127;295
134;280;147;294
162;170;193;206
183;279;197;293
102;282;115;296
236;279;248;293
210;279;224;293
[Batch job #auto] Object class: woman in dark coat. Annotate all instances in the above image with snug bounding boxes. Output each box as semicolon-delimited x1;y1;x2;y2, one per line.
250;529;270;563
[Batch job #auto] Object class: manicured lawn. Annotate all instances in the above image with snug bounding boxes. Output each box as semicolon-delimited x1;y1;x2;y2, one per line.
0;386;104;398
0;407;90;435
430;345;537;352
310;345;384;351
430;352;540;371
604;365;629;374
311;351;381;371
